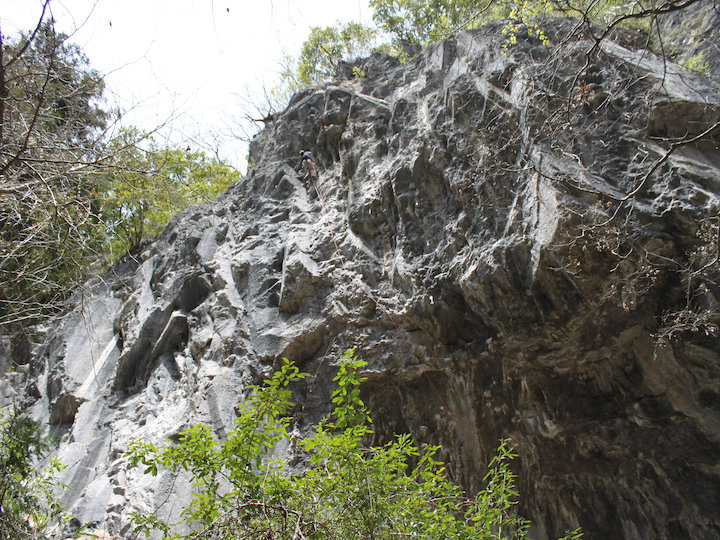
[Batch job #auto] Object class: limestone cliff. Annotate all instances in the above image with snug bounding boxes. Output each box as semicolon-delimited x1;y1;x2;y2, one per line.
2;18;720;539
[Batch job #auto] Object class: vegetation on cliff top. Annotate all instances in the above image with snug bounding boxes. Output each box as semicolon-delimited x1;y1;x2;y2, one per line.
282;0;709;94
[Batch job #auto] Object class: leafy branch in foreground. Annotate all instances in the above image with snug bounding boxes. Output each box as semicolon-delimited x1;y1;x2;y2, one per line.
0;406;68;539
127;350;582;539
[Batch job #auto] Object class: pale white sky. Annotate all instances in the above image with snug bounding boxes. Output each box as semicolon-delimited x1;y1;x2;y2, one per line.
1;0;373;168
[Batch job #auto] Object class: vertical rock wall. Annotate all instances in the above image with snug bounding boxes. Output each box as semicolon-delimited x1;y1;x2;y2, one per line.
3;20;720;539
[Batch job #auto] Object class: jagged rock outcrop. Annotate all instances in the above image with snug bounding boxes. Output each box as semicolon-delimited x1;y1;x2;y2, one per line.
2;18;720;539
658;0;720;82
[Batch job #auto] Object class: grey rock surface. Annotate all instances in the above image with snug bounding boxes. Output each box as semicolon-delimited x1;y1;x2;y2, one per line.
3;20;720;539
657;0;720;82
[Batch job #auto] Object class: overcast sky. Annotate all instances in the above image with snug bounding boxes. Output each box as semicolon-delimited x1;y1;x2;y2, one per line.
1;0;373;168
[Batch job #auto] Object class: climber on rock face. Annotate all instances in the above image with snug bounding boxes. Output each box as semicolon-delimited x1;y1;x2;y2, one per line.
299;149;318;180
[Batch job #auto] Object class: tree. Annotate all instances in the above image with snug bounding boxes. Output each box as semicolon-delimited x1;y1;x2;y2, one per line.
0;406;66;538
127;350;582;539
298;22;379;86
0;4;241;328
0;5;109;328
368;0;711;51
278;21;380;93
99;128;241;258
370;0;493;46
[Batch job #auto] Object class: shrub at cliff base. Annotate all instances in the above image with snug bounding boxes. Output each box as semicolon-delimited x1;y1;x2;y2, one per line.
128;350;582;539
0;407;68;538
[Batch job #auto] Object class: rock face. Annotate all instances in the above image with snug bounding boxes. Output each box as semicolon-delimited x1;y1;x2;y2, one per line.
658;0;720;82
3;19;720;539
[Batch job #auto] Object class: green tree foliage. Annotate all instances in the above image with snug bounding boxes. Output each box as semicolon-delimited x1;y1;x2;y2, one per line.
274;0;706;111
0;18;107;156
368;0;559;51
283;22;379;91
0;406;67;538
370;0;492;46
369;0;702;50
127;350;582;539
279;0;511;94
99;129;241;258
274;0;699;105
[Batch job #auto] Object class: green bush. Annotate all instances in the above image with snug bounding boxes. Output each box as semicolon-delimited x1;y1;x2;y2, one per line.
128;350;582;539
0;407;67;538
